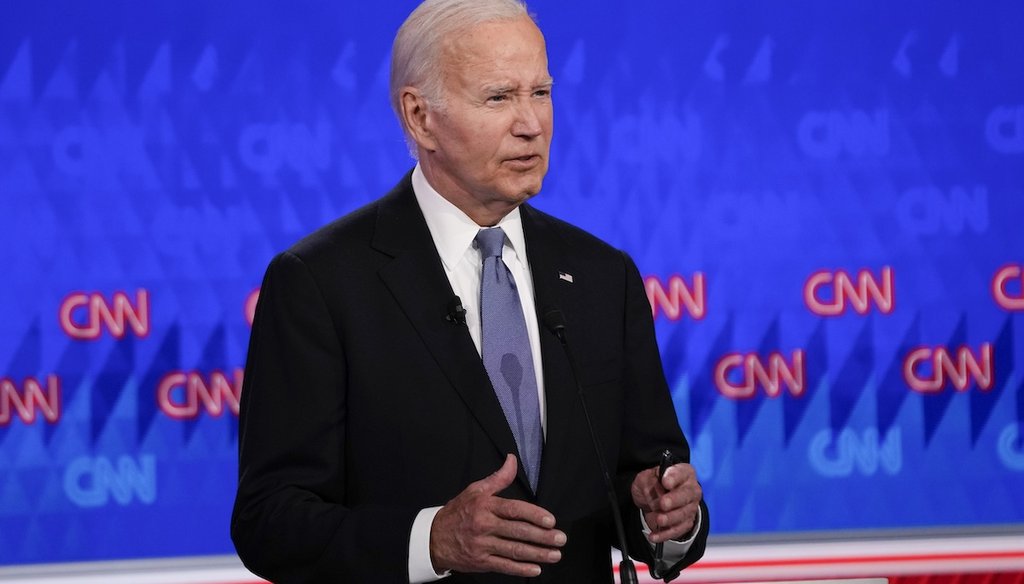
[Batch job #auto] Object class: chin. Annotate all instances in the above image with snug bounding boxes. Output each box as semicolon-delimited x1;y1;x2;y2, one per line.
509;185;541;204
511;176;545;201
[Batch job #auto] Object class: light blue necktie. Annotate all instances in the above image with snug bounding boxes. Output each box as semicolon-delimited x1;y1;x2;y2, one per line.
476;227;543;491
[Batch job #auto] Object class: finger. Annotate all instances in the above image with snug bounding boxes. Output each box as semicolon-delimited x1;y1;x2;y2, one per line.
483;555;544;578
647;502;700;542
655;483;701;513
489;536;564;565
491;497;558;529
474;454;519;496
648;501;699;530
631;468;666;510
492;518;567;548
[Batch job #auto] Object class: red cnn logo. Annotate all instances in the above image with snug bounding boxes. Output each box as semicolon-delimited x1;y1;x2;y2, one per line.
59;290;150;340
0;375;61;425
645;274;706;321
714;350;806;399
157;369;243;419
804;267;894;316
903;344;994;393
245;288;260;326
992;264;1024;310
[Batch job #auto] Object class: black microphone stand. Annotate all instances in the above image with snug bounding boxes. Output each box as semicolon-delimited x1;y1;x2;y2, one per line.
544;309;639;584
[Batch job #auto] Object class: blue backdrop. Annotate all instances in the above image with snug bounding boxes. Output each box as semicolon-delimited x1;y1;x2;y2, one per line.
2;0;1023;566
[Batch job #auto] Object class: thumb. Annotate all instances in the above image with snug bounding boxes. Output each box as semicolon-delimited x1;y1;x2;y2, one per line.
475;453;518;495
662;463;694;490
660;465;677;490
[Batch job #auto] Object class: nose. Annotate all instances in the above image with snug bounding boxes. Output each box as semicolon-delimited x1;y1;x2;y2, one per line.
511;100;545;139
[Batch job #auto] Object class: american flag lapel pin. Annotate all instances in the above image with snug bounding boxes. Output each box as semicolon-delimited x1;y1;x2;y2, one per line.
558;271;574;284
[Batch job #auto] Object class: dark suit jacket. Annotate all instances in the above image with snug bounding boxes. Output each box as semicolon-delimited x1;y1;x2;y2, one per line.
231;173;709;583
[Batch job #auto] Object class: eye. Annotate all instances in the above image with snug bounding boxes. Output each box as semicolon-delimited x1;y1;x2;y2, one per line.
533;88;551;98
487;94;509;103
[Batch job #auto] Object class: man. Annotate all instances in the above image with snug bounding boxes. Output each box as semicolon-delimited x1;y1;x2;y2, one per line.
231;0;709;582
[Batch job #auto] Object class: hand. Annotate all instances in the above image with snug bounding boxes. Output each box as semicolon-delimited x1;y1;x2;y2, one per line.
631;462;702;544
429;454;567;577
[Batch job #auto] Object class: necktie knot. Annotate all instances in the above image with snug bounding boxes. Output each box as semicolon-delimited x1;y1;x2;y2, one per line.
475;228;506;260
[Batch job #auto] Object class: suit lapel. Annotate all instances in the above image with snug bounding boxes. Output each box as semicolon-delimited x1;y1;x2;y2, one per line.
372;177;529;491
520;205;582;501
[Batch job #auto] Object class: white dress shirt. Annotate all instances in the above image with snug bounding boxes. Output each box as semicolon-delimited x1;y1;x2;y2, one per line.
405;164;698;582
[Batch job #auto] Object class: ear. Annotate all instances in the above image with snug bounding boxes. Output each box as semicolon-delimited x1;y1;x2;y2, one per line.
400;87;438;152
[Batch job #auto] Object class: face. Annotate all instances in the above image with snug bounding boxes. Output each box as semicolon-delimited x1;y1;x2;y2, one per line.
412;16;553;225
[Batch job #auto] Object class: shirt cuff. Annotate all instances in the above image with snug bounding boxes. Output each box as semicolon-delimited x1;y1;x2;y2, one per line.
409;506;451;583
639;505;702;561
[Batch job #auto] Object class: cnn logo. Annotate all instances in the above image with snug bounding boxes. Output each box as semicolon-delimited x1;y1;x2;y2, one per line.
804;267;894;316
714;350;806;399
157;369;244;419
903;344;994;393
59;290;150;340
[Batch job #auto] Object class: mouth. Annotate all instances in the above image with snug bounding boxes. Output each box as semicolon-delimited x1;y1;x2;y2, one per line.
505;154;543;168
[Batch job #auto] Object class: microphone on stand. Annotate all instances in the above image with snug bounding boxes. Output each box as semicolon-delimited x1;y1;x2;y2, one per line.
542;307;639;584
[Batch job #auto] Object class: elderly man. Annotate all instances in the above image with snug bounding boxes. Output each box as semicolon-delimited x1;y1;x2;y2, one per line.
230;0;709;582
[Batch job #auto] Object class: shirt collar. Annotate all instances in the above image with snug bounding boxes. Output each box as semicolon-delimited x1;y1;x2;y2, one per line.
411;164;527;270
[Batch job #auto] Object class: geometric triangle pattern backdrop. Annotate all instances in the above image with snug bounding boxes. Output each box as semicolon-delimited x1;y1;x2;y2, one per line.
2;0;1023;566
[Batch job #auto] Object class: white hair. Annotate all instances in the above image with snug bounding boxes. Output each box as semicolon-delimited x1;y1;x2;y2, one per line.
389;0;532;142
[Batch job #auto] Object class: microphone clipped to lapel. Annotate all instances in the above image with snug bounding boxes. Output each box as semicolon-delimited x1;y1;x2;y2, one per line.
445;295;467;326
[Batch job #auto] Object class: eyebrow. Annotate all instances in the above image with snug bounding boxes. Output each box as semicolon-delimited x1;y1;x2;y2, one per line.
482;84;516;94
481;78;555;94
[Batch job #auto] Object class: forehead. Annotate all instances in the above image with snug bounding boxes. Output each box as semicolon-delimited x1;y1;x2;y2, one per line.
440;16;550;85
